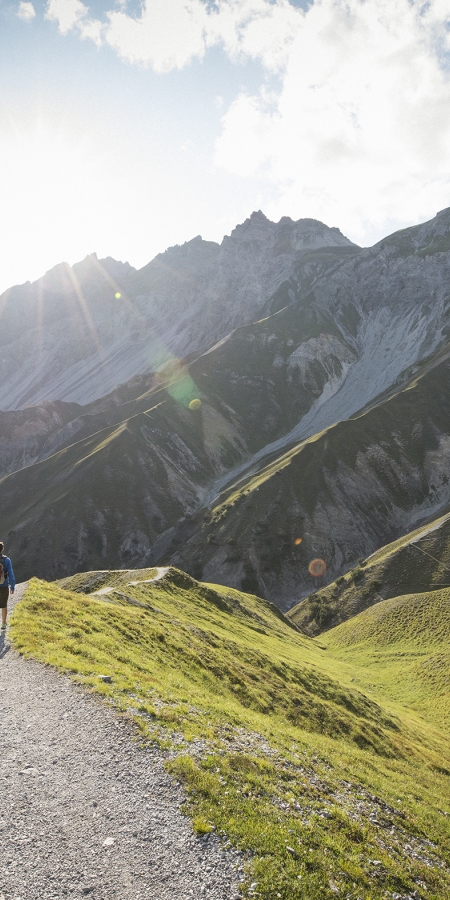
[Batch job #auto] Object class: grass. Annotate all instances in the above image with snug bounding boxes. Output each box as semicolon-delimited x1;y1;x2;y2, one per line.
323;587;450;730
9;567;450;900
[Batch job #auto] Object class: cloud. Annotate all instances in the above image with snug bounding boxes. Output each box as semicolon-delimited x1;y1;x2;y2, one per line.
44;0;301;70
17;1;36;19
206;0;300;69
43;0;450;241
215;0;450;243
105;0;209;71
45;0;103;45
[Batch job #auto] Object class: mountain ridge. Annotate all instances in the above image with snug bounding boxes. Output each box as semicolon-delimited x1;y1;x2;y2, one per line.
0;212;355;410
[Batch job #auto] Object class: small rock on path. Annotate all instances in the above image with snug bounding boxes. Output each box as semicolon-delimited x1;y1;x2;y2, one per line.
0;584;242;900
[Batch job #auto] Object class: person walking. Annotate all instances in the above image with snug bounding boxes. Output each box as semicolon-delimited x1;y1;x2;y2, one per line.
0;542;15;631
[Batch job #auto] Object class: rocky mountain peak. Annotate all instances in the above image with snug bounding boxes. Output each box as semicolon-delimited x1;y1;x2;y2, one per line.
223;210;355;257
2;207;446;412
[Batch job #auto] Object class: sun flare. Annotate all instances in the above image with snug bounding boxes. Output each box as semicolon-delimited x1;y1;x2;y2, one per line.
0;122;109;287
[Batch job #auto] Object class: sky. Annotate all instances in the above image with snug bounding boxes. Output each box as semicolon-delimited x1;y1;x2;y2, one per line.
1;0;450;294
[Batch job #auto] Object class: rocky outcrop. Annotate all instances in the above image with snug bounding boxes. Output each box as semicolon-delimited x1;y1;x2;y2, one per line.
0;401;82;478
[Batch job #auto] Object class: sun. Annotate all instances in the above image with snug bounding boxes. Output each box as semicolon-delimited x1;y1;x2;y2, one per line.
0;121;109;289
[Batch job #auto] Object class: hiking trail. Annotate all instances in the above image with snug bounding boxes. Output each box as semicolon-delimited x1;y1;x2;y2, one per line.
0;584;242;900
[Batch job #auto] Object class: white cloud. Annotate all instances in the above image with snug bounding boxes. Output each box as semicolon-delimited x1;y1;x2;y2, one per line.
215;0;450;243
103;0;300;71
105;0;209;71
43;0;450;242
205;0;300;69
17;1;36;19
45;0;103;44
44;0;301;70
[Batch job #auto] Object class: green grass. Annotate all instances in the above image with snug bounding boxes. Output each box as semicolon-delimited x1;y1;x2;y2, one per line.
9;568;450;900
323;587;450;730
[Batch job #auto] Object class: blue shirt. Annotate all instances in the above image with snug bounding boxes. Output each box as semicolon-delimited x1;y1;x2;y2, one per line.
1;557;15;591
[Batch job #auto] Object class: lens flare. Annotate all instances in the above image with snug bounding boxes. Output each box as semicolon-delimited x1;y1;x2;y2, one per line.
294;537;302;546
169;373;198;407
308;558;327;577
189;398;201;410
154;358;183;384
115;292;121;299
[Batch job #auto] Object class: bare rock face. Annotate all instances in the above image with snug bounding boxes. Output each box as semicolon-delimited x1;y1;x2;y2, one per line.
0;213;355;410
0;401;82;477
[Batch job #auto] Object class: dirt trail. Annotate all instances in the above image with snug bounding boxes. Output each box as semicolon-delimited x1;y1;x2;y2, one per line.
0;584;241;900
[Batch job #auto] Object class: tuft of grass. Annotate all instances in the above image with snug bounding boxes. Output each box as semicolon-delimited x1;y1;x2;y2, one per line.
9;568;450;900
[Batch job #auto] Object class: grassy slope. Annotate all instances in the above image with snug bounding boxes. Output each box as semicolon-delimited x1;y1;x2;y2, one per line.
322;587;450;730
10;568;450;900
288;509;450;635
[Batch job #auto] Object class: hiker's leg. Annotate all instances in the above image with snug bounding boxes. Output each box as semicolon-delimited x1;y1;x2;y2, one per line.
0;587;8;626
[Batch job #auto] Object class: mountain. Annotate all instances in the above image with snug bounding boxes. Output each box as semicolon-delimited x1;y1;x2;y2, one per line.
167;345;450;609
3;207;450;606
288;504;450;635
0;213;354;410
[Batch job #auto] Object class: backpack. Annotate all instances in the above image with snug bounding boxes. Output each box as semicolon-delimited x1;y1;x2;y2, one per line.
0;556;7;586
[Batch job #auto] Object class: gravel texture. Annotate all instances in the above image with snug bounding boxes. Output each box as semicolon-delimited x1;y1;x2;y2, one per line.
0;584;242;900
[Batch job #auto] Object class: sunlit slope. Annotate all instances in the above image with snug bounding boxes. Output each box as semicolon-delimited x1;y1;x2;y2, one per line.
171;354;450;609
26;565;403;756
9;567;450;900
288;509;450;635
322;587;450;731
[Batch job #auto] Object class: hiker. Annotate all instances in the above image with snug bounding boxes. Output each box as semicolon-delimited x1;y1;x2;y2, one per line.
0;542;15;631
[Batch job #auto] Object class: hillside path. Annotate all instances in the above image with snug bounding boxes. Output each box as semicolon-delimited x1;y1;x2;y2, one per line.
0;584;242;900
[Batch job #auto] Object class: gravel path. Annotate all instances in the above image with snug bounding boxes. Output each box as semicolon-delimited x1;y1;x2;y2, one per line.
0;584;242;900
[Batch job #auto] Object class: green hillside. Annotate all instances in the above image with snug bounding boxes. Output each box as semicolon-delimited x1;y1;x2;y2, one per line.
322;587;450;729
289;509;450;635
10;568;450;900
